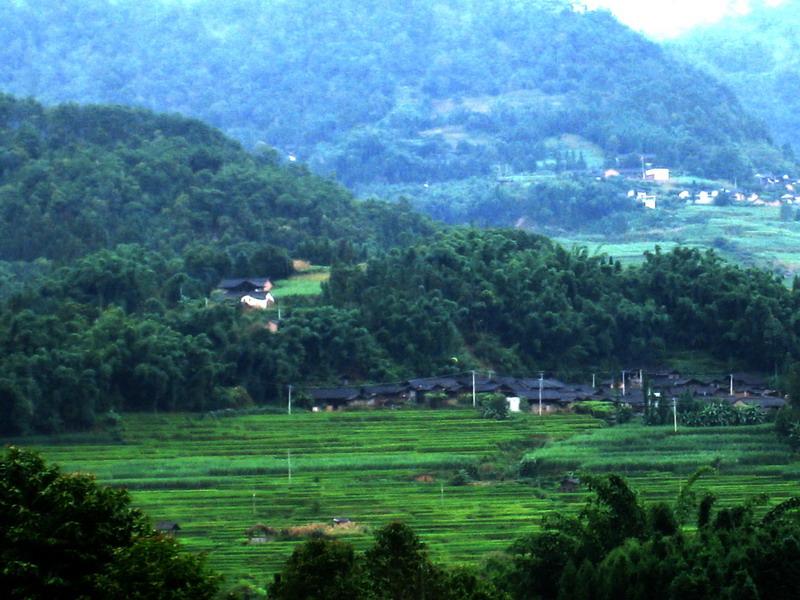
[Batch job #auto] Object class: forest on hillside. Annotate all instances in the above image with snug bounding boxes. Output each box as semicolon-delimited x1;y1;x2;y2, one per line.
0;0;787;187
0;94;433;266
673;0;800;157
2;97;800;435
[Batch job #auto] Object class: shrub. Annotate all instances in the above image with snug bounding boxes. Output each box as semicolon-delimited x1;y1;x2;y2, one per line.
478;393;509;420
681;401;765;427
573;401;617;424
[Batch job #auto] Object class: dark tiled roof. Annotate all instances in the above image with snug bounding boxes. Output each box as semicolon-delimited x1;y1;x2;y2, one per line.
362;384;408;396
741;397;786;409
218;277;271;289
408;377;461;392
519;389;572;402
732;373;767;387
519;378;567;390
310;387;361;402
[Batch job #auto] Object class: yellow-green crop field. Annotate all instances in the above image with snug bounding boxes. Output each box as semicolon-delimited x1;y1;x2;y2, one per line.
12;409;800;591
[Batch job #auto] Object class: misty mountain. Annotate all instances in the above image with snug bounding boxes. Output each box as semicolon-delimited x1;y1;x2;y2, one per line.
672;0;800;156
0;0;783;187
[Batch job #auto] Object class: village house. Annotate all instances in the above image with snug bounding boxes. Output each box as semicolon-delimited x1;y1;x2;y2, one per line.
645;167;670;182
155;521;181;536
309;387;361;410
216;277;275;310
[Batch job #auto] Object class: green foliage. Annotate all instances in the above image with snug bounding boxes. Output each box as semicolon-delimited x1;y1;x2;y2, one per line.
372;176;641;232
681;401;766;427
503;472;800;600
0;446;219;599
478;393;509;420
0;95;798;438
268;537;366;600
0;94;435;264
673;0;800;155
327;230;800;373
0;0;780;188
270;521;506;600
572;401;620;424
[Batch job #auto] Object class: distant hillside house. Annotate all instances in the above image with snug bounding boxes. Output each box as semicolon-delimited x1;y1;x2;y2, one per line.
217;278;275;309
645;168;670;182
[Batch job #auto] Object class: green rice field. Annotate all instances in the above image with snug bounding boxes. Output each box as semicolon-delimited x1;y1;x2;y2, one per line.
12;409;800;591
559;205;800;275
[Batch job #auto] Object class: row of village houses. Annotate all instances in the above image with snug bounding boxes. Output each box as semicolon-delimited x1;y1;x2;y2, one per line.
304;371;785;413
601;166;800;209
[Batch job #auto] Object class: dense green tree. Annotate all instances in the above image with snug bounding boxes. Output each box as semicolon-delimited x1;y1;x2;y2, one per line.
502;473;800;600
268;537;366;600
0;447;219;599
364;522;442;600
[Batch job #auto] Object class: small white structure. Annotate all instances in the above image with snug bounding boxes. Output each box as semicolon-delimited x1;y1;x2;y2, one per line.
696;191;714;205
678;190;691;200
507;397;521;413
645;168;670;182
604;169;621;178
241;292;276;310
636;191;656;208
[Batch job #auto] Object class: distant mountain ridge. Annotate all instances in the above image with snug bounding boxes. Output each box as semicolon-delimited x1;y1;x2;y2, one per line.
0;0;786;186
672;0;800;156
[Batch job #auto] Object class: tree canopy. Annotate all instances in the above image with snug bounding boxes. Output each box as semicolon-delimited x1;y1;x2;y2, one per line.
0;446;219;599
0;0;784;186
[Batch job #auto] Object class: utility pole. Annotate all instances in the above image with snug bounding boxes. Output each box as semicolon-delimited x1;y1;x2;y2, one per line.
592;373;596;388
472;370;476;408
673;397;678;433
288;384;293;415
729;374;734;396
622;370;626;396
538;371;544;416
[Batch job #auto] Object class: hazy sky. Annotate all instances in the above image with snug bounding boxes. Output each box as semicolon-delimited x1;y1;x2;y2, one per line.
585;0;787;38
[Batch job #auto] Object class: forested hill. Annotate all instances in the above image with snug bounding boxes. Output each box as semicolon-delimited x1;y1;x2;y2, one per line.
0;94;434;265
672;0;800;156
0;0;783;185
1;98;799;437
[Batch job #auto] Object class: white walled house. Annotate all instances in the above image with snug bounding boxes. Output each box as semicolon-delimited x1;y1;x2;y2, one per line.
645;168;670;182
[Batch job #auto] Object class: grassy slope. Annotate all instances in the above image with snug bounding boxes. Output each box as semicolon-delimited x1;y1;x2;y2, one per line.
272;268;330;299
14;410;798;590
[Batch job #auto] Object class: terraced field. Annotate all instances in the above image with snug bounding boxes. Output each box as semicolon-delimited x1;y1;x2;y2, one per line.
14;410;800;591
522;423;800;508
559;204;800;274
